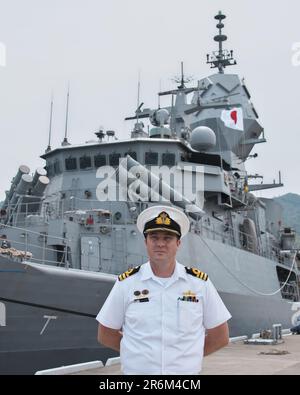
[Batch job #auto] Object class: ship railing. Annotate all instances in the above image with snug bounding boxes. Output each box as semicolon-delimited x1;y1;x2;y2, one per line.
65;201;282;264
1;200;290;267
0;222;147;270
62;199;287;264
3;237;147;270
0;222;68;266
279;281;299;301
1;199;46;226
196;221;255;248
195;220;283;262
2;197;158;228
0;197;97;226
1;198;140;227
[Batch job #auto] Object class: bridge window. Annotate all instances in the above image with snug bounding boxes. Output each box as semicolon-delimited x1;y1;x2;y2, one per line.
145;152;158;165
94;154;106;168
162;153;175;166
109;153;121;166
80;156;92;169
125;152;137;161
65;157;77;170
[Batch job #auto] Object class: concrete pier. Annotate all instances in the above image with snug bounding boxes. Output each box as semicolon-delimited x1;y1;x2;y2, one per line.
35;334;300;375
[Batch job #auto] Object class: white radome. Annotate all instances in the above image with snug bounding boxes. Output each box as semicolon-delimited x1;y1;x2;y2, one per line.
190;126;216;151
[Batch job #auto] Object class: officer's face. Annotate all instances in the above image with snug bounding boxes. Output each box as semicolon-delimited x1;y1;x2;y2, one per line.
145;231;181;263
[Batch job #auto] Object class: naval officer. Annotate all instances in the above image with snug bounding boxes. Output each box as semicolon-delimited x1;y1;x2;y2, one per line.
96;205;231;375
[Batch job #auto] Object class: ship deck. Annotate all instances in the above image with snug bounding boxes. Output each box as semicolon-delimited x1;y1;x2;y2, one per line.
36;334;300;375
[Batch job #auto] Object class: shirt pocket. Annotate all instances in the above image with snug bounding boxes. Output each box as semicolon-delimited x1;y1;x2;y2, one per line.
126;295;158;328
177;298;203;332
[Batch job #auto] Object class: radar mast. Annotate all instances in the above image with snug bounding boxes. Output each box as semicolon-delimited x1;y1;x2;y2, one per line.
206;11;237;73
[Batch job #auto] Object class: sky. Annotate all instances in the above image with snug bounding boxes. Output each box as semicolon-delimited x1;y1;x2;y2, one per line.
0;0;300;201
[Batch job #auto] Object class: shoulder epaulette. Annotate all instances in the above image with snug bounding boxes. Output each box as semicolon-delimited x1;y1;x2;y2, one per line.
185;267;208;281
118;266;141;281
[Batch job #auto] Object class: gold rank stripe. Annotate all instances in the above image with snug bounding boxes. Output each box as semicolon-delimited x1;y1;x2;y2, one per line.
185;267;208;281
118;266;141;281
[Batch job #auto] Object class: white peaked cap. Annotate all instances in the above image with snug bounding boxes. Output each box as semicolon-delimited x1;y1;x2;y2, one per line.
137;205;190;238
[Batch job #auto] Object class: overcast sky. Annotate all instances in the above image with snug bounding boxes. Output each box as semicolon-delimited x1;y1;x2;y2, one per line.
0;0;299;202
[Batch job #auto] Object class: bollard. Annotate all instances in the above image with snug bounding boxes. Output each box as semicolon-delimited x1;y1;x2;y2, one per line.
272;324;282;340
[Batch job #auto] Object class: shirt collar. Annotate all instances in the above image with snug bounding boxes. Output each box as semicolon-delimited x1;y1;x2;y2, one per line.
141;261;188;282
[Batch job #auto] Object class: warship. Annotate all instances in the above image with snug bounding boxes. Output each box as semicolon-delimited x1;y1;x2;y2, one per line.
1;11;300;375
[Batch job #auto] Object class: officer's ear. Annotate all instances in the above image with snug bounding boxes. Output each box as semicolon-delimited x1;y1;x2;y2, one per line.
176;238;181;247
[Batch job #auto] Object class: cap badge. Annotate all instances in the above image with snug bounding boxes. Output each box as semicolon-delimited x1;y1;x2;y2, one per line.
155;212;171;226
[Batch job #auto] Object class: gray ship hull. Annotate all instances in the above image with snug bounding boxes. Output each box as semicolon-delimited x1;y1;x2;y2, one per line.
0;256;117;374
0;303;117;375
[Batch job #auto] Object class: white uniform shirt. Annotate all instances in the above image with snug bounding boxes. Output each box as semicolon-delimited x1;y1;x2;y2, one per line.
96;261;231;375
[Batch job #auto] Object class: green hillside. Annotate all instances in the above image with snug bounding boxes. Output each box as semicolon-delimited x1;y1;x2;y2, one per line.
274;193;300;243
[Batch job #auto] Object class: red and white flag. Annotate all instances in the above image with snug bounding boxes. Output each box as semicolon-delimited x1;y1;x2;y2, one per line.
221;107;244;131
